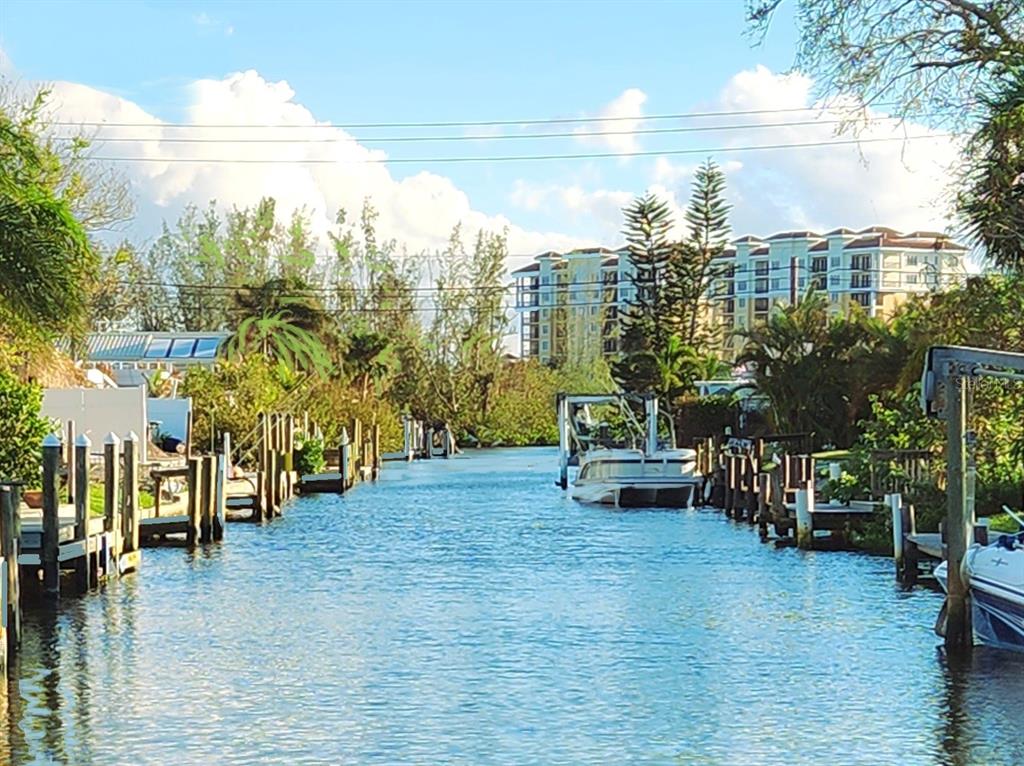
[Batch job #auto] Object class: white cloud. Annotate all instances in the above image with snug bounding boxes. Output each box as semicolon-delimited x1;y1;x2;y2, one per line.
517;66;961;242
574;88;647;155
708;65;960;235
45;70;581;259
193;12;234;37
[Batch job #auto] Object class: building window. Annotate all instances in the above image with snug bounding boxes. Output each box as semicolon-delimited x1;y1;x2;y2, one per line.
851;254;871;271
737;281;748;292
875;293;885;306
830;256;841;267
811;275;827;291
907;273;918;284
851;273;872;288
829;274;840;286
812;256;828;273
541;340;549;351
739;298;747;307
755;278;769;294
851;292;871;307
907;254;919;266
754;260;769;276
754;298;769;312
724;298;735;314
770;260;780;271
770;278;781;290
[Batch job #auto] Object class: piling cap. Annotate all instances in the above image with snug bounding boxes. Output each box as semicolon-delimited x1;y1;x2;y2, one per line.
125;430;139;443
75;433;92;447
339;427;350;445
104;431;121;446
42;433;61;448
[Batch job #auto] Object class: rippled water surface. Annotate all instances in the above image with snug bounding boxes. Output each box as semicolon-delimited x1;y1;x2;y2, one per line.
5;447;1024;765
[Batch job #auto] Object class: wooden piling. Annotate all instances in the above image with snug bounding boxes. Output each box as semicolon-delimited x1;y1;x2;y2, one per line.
943;374;972;653
214;450;226;541
795;477;814;550
757;472;770;541
41;434;62;598
371;423;381;479
0;486;21;659
123;432;140;553
200;454;215;544
65;419;76;505
186;457;202;546
73;434;91;590
339;428;351;493
103;433;122;571
889;493;903;579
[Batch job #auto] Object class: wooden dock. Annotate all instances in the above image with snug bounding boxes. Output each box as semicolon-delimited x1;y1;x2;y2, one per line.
0;408;383;680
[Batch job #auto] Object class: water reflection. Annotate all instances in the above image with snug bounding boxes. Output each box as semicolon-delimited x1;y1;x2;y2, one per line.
2;448;1022;765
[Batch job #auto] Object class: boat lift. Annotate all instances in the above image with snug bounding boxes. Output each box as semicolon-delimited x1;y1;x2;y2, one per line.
920;345;1024;653
556;393;659;490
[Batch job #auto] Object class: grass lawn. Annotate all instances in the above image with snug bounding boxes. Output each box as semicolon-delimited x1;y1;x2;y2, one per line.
87;484;156;516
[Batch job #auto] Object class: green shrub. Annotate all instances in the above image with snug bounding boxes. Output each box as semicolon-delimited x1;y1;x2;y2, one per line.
295;436;326;475
0;370;52;487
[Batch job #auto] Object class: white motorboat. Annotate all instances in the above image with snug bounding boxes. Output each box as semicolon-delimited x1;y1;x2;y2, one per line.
570;446;700;507
935;514;1024;652
557;393;702;508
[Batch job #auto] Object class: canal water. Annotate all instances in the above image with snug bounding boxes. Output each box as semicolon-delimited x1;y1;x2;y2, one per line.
4;448;1023;765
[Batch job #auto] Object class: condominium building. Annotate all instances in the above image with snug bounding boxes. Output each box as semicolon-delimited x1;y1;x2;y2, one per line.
512;247;633;364
711;227;968;355
512;227;969;363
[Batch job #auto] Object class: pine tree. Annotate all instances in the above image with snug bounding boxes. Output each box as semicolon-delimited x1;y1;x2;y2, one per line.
669;158;732;349
612;194;676;393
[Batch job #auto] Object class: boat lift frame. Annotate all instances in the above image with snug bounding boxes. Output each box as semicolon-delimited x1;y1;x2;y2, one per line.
556;393;659;490
921;345;1024;653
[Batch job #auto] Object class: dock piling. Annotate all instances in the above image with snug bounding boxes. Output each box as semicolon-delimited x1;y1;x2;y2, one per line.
41;434;62;598
795;478;814;550
104;432;122;572
186;457;202;546
74;434;91;589
0;486;21;658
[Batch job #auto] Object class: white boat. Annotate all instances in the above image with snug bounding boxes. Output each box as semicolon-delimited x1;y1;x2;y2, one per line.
557;393;702;508
570;446;701;507
936;525;1024;652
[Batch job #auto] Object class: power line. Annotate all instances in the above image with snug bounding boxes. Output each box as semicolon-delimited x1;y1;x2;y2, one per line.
49;103;902;131
52;115;923;145
84;133;955;166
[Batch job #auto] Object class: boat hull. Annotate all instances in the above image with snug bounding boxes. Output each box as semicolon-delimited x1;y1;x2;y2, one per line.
935;538;1024;652
570;479;697;508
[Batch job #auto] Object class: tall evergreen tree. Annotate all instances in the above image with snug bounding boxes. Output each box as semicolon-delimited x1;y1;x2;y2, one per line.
671;158;732;348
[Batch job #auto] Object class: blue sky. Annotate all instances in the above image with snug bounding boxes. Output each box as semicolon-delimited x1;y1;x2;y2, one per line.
0;1;958;259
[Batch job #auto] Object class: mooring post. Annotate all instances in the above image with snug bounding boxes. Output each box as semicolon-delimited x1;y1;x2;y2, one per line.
214;449;226;541
103;433;122;573
722;454;735;514
42;434;62;598
0;486;21;659
73;435;91;541
222;431;232;481
424;426;434;461
66;419;76;505
339;428;351;494
557;394;568;489
795;477;814;550
757;472;770;541
200;454;215;543
186;457;202;547
371;423;381;479
944;372;972;653
889;493;904;579
123;432;140;557
73;435;91;590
